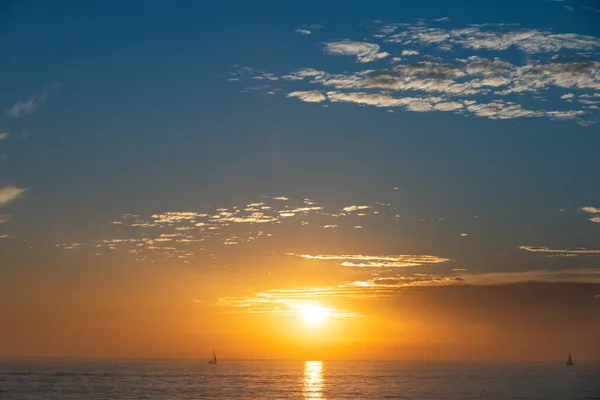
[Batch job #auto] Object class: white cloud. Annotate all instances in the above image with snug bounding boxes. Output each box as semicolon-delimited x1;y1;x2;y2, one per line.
0;186;27;207
467;101;537;119
6;92;46;118
581;206;600;214
433;101;463;111
0;132;8;141
323;40;389;63
401;50;420;56
282;68;325;81
327;91;405;107
287;91;326;103
295;29;311;35
233;21;600;123
386;25;600;54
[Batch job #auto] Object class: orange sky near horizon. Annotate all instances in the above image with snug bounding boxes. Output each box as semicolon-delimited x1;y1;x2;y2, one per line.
2;254;599;362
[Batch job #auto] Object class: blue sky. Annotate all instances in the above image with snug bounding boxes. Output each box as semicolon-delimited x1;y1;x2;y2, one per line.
1;0;600;359
1;0;600;263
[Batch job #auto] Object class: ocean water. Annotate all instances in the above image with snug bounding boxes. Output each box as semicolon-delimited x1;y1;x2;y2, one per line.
1;359;599;400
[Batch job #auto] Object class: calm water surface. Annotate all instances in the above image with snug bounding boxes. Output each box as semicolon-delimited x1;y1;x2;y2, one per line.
1;359;598;399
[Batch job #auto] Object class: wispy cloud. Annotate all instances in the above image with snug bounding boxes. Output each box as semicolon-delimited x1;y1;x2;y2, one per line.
295;29;312;35
0;131;8;141
458;269;600;285
519;245;600;255
287;91;326;103
56;197;401;262
292;253;450;267
6;92;46;118
215;268;600;316
216;288;360;317
323;40;389;63
189;298;205;303
0;185;27;207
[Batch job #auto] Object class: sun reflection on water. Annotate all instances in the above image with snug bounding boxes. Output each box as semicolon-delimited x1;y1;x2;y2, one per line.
303;361;324;399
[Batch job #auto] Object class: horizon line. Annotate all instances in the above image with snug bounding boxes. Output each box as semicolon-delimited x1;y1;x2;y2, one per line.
1;356;597;363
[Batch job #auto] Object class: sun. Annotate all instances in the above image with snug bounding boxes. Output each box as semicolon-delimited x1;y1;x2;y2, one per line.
298;304;329;326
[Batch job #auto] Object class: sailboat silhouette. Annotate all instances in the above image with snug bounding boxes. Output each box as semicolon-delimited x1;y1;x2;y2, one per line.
208;350;217;364
566;353;574;366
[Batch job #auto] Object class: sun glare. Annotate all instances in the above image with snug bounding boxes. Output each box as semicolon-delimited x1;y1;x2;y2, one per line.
298;304;329;326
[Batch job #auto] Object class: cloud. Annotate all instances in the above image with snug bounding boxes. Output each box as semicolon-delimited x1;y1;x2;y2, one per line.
295;29;311;35
293;253;451;267
0;186;27;207
590;217;600;223
0;215;10;224
282;68;325;81
232;20;600;124
323;40;389;63
385;23;600;53
215;288;360;317
6;92;47;118
341;205;369;212
519;245;600;255
0;132;8;141
57;197;405;263
581;206;600;214
215;266;570;316
433;101;463;111
287;91;326;103
327;91;407;107
458;269;600;285
401;50;420;56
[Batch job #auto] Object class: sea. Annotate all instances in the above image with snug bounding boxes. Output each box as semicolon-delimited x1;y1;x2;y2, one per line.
1;359;599;400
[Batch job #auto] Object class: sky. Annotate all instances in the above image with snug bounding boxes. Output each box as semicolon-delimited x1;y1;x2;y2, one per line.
1;0;600;361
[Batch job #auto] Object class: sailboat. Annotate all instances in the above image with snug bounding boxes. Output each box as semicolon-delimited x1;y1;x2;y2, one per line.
208;350;217;364
566;353;574;366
